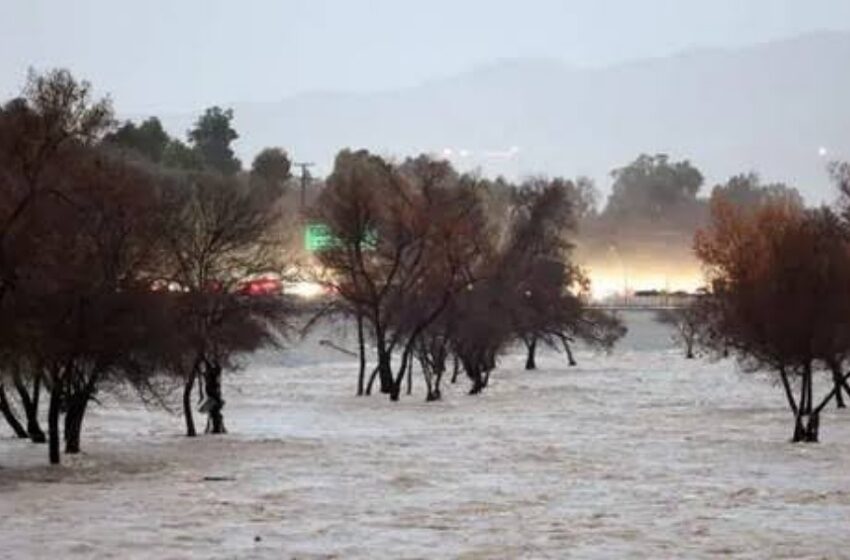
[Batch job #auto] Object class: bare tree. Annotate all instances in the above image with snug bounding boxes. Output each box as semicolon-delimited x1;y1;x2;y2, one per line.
313;151;488;401
655;303;704;359
155;171;292;434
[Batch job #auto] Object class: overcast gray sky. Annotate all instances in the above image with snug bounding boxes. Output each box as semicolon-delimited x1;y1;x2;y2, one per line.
3;0;850;113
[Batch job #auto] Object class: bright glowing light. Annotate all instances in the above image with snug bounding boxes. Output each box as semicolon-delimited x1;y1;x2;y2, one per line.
585;269;704;301
818;146;829;158
284;281;326;299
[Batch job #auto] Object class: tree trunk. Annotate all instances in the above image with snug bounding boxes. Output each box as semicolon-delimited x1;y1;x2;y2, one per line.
388;356;405;402
356;312;366;396
203;362;226;434
406;352;414;396
450;355;460;383
792;368;810;443
778;367;798;416
524;337;537;371
64;392;89;454
183;372;197;437
365;365;380;396
792;366;819;443
793;413;820;443
421;357;435;402
377;350;394;395
374;323;393;395
829;362;848;409
0;384;28;439
463;358;485;395
48;384;61;465
561;337;577;367
27;375;45;443
431;368;444;401
14;373;46;443
469;373;485;395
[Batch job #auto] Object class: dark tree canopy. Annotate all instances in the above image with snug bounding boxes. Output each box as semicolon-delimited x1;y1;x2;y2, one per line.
20;67;115;146
605;154;704;220
103;116;205;172
711;172;803;210
188;106;241;176
162;138;205;171
104;117;170;163
251;147;292;192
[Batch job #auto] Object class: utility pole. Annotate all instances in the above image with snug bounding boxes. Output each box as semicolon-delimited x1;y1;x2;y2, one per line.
293;162;315;212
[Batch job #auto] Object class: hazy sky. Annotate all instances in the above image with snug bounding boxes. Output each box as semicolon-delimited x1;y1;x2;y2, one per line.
3;0;850;114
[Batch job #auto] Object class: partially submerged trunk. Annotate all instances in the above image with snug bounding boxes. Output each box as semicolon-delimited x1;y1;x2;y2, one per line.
183;371;197;437
377;350;394;395
828;360;850;409
791;365;821;443
524;337;537;371
14;373;46;443
203;361;226;434
463;357;486;395
374;324;394;395
405;352;414;396
47;383;62;465
365;365;380;396
450;355;460;384
0;383;28;439
63;391;90;454
431;368;444;401
356;312;367;397
560;336;577;367
419;352;444;402
389;348;413;402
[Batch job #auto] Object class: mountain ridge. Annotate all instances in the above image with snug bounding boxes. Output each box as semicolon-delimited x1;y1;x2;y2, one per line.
157;30;850;202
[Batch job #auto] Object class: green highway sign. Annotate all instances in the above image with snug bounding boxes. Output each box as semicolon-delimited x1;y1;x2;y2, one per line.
305;223;377;253
305;223;337;252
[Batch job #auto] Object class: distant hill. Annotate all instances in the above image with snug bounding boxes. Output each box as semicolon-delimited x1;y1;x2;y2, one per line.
159;31;850;203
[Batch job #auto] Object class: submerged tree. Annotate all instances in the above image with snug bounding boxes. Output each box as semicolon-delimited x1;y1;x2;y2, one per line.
0;68;115;449
695;198;850;442
500;178;624;371
655;302;705;359
155;171;291;435
313;151;490;400
0;70;295;463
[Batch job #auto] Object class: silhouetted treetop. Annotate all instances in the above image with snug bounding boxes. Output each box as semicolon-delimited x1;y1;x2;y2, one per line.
711;172;803;209
605;154;703;220
188;106;241;176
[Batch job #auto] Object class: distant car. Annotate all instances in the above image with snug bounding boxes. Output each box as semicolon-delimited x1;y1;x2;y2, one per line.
237;277;282;296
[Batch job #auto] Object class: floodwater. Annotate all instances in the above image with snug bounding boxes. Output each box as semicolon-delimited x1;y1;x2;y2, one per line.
1;312;849;559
